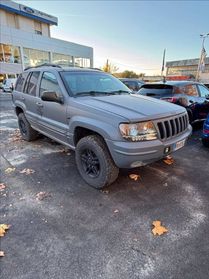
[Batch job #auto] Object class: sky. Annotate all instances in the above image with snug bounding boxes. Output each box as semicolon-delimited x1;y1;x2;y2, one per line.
17;0;209;75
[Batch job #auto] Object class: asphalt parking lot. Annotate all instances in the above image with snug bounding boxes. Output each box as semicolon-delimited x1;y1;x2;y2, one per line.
0;95;209;279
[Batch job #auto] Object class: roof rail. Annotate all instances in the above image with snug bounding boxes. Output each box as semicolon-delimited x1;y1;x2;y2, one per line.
24;63;62;71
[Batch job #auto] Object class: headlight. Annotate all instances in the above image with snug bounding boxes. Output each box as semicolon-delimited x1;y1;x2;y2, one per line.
119;121;158;141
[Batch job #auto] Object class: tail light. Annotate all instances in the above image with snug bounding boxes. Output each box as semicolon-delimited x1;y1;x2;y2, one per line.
160;97;177;103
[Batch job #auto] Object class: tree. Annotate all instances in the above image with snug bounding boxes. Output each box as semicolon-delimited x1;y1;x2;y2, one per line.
102;59;119;74
114;70;145;78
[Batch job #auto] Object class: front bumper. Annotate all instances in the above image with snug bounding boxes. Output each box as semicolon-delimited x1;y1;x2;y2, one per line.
106;125;192;168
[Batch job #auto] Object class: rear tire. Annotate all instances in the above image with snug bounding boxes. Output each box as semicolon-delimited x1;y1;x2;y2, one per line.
75;135;119;189
18;113;38;141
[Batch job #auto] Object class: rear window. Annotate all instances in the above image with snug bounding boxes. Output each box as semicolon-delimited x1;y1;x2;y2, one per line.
15;73;27;92
138;84;173;96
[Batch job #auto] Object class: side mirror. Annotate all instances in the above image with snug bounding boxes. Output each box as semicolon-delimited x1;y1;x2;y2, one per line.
41;91;64;104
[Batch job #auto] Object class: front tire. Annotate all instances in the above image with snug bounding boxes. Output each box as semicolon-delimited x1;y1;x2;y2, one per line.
75;135;119;189
18;113;38;141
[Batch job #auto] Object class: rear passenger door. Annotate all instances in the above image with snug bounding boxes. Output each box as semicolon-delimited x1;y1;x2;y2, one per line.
23;71;41;130
38;71;69;144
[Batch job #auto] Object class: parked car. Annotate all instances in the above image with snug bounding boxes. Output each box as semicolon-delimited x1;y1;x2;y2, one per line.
138;81;209;123
2;78;17;92
120;78;144;92
202;114;209;147
12;64;191;189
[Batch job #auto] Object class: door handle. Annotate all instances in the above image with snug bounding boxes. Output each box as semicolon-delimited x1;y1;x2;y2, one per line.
21;96;25;101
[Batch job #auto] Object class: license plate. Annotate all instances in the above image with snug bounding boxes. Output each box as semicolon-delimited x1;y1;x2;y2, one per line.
174;139;185;151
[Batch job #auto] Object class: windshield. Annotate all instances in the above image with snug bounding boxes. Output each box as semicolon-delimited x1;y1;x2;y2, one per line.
61;71;131;96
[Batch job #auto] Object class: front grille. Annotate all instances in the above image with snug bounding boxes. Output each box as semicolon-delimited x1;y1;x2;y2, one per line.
155;113;189;140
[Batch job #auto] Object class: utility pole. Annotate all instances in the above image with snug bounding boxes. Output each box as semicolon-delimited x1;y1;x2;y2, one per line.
196;33;209;81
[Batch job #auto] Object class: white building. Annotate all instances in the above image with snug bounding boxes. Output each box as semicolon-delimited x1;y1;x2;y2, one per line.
0;0;93;82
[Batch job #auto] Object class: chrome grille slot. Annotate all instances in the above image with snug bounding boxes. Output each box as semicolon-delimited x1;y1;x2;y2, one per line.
156;113;189;141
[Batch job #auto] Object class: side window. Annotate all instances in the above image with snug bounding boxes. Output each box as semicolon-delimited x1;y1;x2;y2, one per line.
184;85;199;97
40;72;62;96
15;73;27;92
197;85;209;98
23;71;40;96
124;81;137;91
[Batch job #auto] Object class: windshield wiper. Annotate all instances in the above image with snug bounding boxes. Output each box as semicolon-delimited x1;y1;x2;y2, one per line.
109;90;131;94
75;91;110;97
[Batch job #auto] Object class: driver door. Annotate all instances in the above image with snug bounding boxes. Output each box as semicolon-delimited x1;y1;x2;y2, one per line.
38;71;69;144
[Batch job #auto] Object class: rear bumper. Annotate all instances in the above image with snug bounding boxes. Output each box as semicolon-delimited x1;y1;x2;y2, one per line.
106;125;192;168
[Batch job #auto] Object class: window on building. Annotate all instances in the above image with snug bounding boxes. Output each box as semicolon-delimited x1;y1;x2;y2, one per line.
7;13;19;29
52;53;73;66
34;21;42;35
40;72;62;96
24;71;40;96
23;48;50;68
0;44;21;63
74;57;91;68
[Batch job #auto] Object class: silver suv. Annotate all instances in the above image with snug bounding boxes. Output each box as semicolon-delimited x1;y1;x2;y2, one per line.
12;64;192;189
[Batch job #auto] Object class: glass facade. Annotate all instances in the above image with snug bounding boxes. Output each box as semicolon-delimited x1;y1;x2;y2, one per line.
167;65;209;76
0;44;21;63
74;57;91;68
23;48;50;67
52;53;73;66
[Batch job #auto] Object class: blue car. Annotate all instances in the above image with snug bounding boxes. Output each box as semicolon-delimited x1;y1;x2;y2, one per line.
202;114;209;147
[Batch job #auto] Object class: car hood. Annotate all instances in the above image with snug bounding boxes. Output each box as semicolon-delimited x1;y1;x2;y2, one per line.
74;94;185;122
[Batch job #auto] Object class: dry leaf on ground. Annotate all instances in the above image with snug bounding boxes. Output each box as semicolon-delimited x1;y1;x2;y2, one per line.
0;183;6;191
36;191;51;201
100;189;109;194
129;174;141;181
0;251;5;257
152;220;168;236
163;155;174;165
20;168;35;175
5;167;16;174
0;224;10;237
9;129;22;142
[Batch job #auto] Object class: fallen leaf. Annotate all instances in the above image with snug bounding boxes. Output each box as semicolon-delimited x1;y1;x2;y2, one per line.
0;183;6;191
114;209;119;213
129;174;140;181
163;155;174;165
0;224;10;237
100;189;109;194
0;251;5;257
20;168;35;175
5;167;16;174
152;220;168;236
36;191;51;201
8;129;23;142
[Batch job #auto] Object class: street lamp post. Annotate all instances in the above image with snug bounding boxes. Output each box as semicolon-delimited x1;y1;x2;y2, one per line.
196;33;209;81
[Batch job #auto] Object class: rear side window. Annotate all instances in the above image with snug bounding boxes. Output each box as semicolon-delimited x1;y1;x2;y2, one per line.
26;71;40;96
177;85;198;97
15;73;27;92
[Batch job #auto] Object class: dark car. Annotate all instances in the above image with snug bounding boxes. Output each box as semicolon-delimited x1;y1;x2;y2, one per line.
120;78;144;92
138;81;209;123
202;114;209;147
